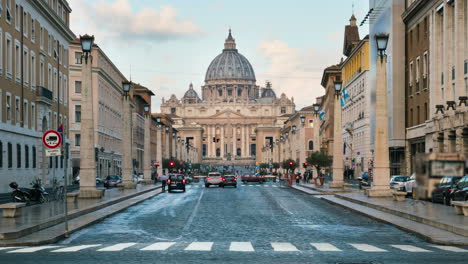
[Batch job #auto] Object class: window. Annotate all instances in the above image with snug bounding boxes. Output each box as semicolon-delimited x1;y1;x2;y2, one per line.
23;100;28;127
218;89;223;96
31;52;36;88
409;61;414;87
15;97;19;124
31;18;35;42
74;52;82;64
171;108;176;114
15;4;20;30
75;105;81;122
32;146;36;168
0;141;2;168
452;66;455;80
410;108;413;127
64;75;68;106
308;140;314;150
6;0;11;23
6;34;12;78
227;89;232;96
53;40;57;59
31;103;35;130
48;64;52;90
40;27;44;49
40;58;44;86
59;72;62;102
16;144;21;168
23;11;27;37
75;80;81;93
23;47;29;86
309;119;314;128
441;72;444;85
417;106;420;124
6;94;11;121
0;28;3;74
48;35;52;55
15;41;20;81
25;145;29;168
424;102;428;121
8;142;12;168
465;60;468;75
237;89;242;96
75;134;81;146
281;107;286;114
415;57;420;83
53;68;57;100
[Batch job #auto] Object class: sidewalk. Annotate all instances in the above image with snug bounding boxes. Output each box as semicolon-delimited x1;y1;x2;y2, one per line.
0;184;162;246
298;182;363;194
290;184;468;245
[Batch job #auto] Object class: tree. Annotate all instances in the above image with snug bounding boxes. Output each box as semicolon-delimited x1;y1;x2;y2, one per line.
306;151;332;177
282;159;298;172
272;162;280;175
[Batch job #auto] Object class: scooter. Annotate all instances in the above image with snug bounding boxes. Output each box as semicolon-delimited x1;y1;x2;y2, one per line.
357;177;370;189
10;181;48;204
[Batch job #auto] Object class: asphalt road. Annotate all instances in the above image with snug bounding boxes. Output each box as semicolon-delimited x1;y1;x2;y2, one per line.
1;181;467;264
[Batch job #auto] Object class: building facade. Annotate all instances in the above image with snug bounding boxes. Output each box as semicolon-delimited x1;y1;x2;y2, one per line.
0;0;74;193
160;31;296;166
68;40;126;180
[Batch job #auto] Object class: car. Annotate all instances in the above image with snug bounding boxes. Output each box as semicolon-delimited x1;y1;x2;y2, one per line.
220;175;237;188
132;174;144;183
167;174;186;192
389;175;409;191
104;175;122;188
432;176;462;205
96;177;104;185
185;175;193;184
404;173;416;196
241;174;265;184
451;176;468;202
205;172;223;187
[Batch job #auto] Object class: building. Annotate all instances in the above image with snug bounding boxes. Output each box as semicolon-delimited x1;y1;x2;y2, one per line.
68;39;127;180
0;0;75;193
319;63;342;157
341;16;372;178
160;31;296;166
368;0;407;175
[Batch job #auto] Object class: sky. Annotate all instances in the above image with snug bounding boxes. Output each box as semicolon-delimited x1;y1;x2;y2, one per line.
68;0;369;111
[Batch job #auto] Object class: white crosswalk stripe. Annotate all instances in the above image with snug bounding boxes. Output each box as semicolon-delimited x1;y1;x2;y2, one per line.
184;242;213;251
140;242;176;251
310;243;342;251
229;242;255;252
7;246;61;253
430;245;468;252
97;243;136;251
348;243;387;252
0;247;22;251
51;244;102;252
391;245;431;252
271;242;299;252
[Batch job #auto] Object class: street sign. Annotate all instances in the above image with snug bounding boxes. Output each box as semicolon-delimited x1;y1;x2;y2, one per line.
42;130;62;149
46;148;62;156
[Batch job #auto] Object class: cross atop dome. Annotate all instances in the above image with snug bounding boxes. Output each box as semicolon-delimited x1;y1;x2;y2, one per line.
224;29;237;50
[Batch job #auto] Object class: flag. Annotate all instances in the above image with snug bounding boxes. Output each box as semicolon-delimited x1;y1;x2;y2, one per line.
342;87;350;100
319;110;325;121
340;96;346;107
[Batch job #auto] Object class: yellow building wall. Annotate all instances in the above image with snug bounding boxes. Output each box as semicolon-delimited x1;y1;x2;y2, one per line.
342;41;369;86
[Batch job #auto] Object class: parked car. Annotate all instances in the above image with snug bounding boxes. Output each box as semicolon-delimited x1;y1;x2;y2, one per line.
404;173;416;196
167;174;186;192
389;175;409;191
432;176;462;205
205;172;223;187
241;174;265;184
104;175;122;188
451;176;468;202
220;175;237;188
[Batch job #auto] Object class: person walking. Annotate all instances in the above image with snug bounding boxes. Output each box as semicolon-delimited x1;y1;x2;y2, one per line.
296;173;301;185
159;174;168;192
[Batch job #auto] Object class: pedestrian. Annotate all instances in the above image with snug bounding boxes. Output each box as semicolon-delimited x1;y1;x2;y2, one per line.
296;173;301;185
159;174;168;192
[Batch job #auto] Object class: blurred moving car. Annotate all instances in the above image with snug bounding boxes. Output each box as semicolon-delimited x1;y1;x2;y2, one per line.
451;176;468;202
241;174;265;184
104;175;122;187
168;174;186;192
389;175;409;191
432;176;462;205
205;172;223;188
220;175;237;188
404;173;416;196
132;174;144;184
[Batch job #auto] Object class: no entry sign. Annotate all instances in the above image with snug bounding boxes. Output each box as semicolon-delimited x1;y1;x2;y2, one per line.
42;130;62;149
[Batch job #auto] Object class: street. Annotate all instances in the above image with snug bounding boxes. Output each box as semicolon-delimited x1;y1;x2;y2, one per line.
1;181;467;264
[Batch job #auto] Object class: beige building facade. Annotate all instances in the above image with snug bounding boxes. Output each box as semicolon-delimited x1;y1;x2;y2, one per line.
160;31;295;166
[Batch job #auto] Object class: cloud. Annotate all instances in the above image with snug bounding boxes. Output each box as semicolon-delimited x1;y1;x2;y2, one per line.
69;0;204;42
257;39;338;108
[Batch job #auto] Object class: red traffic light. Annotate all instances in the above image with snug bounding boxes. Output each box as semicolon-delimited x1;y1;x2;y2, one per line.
289;161;293;166
154;162;160;166
169;161;175;167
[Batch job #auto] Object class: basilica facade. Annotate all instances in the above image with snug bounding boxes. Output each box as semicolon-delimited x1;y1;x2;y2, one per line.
160;31;296;165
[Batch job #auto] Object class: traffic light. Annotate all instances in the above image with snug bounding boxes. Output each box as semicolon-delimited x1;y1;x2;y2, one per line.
289;161;294;167
303;162;308;168
169;161;175;168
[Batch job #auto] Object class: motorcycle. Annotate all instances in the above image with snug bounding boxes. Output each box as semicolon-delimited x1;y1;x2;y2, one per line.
10;180;48;204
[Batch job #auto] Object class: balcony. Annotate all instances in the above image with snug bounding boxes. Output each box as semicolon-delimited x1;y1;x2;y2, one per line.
36;86;53;105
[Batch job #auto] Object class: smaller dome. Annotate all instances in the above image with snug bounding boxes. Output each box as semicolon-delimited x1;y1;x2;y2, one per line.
183;83;200;99
261;81;276;98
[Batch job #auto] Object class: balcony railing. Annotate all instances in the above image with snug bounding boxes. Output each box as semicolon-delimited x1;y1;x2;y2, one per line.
36;86;53;105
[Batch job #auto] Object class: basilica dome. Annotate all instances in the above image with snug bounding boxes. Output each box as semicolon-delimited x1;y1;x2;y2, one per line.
183;83;200;99
204;30;256;82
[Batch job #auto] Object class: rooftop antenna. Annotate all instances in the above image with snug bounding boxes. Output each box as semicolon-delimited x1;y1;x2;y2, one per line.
352;1;355;14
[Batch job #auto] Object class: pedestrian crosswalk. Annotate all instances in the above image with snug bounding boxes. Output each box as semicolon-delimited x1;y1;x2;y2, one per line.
1;242;467;254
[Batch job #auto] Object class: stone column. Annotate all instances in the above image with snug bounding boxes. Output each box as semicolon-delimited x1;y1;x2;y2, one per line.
367;56;391;197
142;114;152;184
232;126;236;158
212;126;216;157
79;53;104;198
206;125;210;157
455;0;465;100
443;3;454;104
121;96;136;189
241;126;245;157
165;129;170;158
329;92;344;188
220;126;225;159
156;126;163;177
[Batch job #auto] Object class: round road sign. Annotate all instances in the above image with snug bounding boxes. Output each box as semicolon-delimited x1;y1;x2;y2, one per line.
42;130;62;149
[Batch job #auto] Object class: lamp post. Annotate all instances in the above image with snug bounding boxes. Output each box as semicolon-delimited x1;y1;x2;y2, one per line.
121;81;136;189
78;34;104;198
329;80;344;188
142;104;152;184
367;33;391;197
155;117;163;178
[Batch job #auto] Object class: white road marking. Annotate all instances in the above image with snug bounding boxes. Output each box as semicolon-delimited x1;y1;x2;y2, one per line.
229;242;255;252
272;185;279;188
430;245;468;252
184;242;213;251
391;245;431;252
7;246;61;253
310;243;342;251
140;242;176;251
97;243;136;251
348;243;387;252
249;185;254;187
0;247;22;251
51;244;102;252
271;242;299;252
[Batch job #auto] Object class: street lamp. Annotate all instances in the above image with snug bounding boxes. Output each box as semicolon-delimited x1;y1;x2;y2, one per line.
156;116;161;123
79;34;94;64
177;136;181;141
122;81;132;97
375;33;389;57
285;132;289;137
280;136;284;141
313;104;320;116
292;125;297;134
165;126;169;133
300;116;305;125
143;104;150;115
172;131;176;137
334;80;343;98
